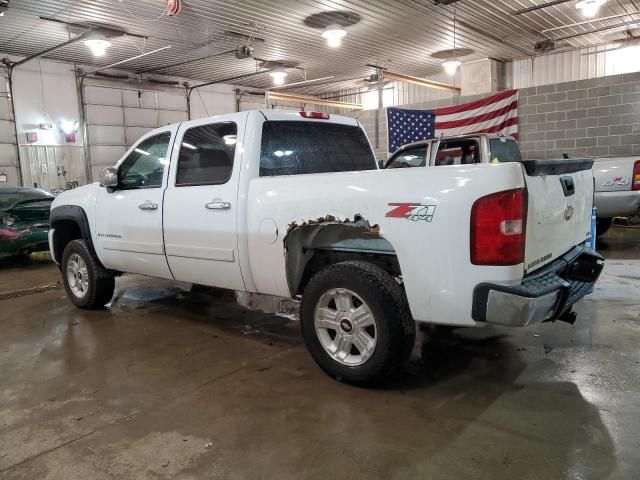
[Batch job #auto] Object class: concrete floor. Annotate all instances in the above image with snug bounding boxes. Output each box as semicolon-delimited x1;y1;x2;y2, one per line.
1;227;639;479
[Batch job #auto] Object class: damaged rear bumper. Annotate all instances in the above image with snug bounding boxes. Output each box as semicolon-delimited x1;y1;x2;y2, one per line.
472;246;604;327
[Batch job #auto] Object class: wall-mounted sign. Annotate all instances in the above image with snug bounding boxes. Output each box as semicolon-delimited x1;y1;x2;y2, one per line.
26;132;37;143
0;173;7;183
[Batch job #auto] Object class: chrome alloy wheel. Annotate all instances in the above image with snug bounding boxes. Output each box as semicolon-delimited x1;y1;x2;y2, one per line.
66;253;89;299
314;288;377;366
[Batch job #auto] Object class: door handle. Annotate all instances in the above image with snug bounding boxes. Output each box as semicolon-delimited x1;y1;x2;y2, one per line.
560;176;575;197
138;200;158;211
205;199;231;210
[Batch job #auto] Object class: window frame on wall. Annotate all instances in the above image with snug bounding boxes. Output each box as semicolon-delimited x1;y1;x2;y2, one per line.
174;121;238;187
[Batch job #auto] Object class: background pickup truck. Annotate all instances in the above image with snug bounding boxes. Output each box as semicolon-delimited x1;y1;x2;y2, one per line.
48;112;603;385
592;157;640;235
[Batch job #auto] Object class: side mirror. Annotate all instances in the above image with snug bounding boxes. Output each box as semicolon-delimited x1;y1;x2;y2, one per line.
99;167;118;188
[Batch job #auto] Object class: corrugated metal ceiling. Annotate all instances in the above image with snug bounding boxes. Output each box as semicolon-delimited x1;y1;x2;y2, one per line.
1;0;639;93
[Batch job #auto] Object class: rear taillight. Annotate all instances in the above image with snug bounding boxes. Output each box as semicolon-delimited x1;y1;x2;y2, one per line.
633;160;640;191
299;111;330;119
471;188;527;266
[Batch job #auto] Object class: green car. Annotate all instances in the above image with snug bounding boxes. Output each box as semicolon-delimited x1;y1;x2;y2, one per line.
0;187;54;257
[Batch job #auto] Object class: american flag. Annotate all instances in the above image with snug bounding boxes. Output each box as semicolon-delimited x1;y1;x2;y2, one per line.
387;89;519;152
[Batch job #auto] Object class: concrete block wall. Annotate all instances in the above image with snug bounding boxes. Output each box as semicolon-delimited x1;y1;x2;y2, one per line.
518;72;640;159
347;72;640;162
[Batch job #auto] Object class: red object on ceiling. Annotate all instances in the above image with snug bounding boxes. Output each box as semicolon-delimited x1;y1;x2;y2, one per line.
167;0;182;15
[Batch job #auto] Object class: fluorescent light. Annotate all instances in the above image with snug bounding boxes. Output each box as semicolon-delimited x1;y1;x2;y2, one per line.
60;120;76;135
322;24;347;48
576;0;607;18
135;148;149;156
223;135;237;145
443;58;462;75
84;35;112;57
182;142;197;150
270;69;288;86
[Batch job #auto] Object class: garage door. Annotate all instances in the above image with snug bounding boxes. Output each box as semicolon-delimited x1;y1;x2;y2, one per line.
83;84;188;182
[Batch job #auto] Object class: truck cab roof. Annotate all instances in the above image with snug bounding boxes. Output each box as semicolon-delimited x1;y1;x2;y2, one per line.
143;110;360;139
390;133;517;157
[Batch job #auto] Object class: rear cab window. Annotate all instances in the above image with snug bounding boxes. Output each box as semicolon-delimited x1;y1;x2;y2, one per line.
259;121;377;176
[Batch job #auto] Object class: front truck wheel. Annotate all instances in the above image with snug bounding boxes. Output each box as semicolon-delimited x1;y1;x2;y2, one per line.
61;239;115;309
300;261;416;385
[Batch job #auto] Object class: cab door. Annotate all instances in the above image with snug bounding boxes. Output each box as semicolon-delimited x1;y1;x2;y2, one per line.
162;114;246;290
94;128;177;278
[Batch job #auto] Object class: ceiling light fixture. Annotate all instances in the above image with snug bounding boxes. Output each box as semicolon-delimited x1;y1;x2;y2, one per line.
322;24;347;48
270;69;288;85
443;58;462;75
576;0;607;18
84;34;112;57
443;13;461;76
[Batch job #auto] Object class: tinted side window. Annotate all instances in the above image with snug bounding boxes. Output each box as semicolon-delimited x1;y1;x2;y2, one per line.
259;121;376;177
175;123;237;186
119;132;171;189
434;139;480;166
489;138;522;163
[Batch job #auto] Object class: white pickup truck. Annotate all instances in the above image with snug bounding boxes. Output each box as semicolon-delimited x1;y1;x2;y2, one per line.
49;111;603;384
592;157;640;235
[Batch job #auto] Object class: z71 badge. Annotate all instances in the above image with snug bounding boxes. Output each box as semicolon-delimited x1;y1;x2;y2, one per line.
386;203;437;222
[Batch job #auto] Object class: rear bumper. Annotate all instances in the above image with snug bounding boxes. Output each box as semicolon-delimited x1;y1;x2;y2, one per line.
594;190;640;218
472;246;604;327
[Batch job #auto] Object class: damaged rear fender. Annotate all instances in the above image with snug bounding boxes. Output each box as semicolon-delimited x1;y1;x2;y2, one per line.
283;214;399;295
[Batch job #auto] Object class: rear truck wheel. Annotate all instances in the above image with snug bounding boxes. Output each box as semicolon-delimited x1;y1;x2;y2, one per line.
61;239;115;309
596;217;613;237
300;261;416;386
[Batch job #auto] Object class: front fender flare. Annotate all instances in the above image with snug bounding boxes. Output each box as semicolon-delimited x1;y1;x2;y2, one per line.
49;205;96;262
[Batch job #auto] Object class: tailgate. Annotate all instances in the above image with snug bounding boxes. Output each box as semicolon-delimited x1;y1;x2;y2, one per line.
522;159;594;274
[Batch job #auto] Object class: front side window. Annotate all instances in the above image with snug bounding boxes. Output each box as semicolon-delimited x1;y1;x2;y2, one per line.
385;146;428;169
118;132;171;189
259;121;376;177
176;122;238;186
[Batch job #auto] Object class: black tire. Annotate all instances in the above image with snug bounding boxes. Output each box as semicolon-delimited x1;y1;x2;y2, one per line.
61;239;115;309
300;261;416;386
596;217;613;237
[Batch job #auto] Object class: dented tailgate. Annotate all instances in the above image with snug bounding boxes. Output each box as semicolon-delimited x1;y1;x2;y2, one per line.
522;159;594;274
